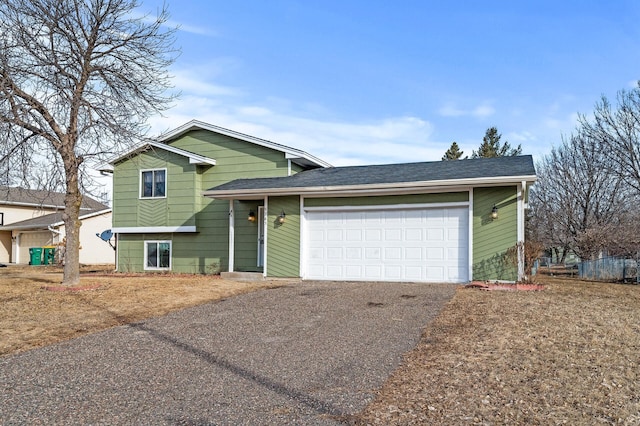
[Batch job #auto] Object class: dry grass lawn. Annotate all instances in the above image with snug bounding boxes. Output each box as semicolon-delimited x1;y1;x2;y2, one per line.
355;275;640;425
0;264;288;356
2;266;639;424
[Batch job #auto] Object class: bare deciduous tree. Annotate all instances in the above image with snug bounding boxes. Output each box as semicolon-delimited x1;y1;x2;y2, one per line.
581;86;640;190
0;0;177;284
529;130;628;260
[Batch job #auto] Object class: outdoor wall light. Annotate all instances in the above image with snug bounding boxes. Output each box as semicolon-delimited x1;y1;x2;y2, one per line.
248;210;256;222
278;210;286;224
491;205;499;220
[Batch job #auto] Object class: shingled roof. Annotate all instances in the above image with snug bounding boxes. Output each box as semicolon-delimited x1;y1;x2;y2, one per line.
0;186;108;211
0;208;111;231
203;155;536;198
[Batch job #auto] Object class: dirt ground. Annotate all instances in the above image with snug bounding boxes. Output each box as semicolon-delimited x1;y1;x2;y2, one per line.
0;264;288;356
2;266;639;424
354;275;640;425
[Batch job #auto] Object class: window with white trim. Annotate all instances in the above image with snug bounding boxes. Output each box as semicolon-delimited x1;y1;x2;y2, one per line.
144;240;171;270
140;169;166;198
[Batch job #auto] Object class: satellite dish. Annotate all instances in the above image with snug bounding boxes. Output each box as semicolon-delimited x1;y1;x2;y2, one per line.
97;229;113;241
96;229;116;251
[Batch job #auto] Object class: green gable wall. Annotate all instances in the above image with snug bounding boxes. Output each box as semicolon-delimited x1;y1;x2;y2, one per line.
267;196;300;277
113;129;300;274
304;192;468;208
112;150;198;228
472;186;518;281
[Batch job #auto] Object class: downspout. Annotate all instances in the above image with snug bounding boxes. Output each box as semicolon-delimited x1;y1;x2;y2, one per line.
517;181;527;281
48;225;62;246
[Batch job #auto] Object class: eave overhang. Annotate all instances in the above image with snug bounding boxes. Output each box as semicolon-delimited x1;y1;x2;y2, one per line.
159;120;332;169
109;140;217;167
202;174;537;200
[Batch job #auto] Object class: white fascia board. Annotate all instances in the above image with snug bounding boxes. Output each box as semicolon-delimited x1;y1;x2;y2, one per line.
284;152;332;168
111;226;197;234
0;224;48;231
51;209;112;227
109;140;216;166
0;200;63;209
202;174;538;200
156;120;332;168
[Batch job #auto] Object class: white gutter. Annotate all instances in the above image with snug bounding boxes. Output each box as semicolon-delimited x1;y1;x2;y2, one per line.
203;174;538;199
50;208;112;227
47;225;62;235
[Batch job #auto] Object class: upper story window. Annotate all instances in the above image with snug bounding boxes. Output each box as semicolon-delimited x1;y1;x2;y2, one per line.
140;169;166;198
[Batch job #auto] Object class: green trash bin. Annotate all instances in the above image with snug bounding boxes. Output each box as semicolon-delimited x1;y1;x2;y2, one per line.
29;247;43;266
43;246;56;265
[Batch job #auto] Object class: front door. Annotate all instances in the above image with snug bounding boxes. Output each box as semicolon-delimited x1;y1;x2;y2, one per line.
257;206;265;267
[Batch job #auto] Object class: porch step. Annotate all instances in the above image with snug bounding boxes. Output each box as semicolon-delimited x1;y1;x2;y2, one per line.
220;271;265;282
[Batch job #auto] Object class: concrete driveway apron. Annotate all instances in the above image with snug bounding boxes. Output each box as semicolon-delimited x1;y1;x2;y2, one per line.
0;280;456;425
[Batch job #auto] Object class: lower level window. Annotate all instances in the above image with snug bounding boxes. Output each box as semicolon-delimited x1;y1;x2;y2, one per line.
145;241;171;270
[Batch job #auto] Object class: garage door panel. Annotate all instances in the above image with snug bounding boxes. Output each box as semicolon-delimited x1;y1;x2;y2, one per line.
426;266;445;281
305;207;468;283
345;247;362;259
345;229;362;241
427;247;444;260
406;229;423;241
365;229;382;241
384;247;402;260
427;228;444;241
405;247;422;260
327;229;343;241
384;229;402;240
326;247;342;259
405;266;423;280
345;265;362;278
365;247;381;259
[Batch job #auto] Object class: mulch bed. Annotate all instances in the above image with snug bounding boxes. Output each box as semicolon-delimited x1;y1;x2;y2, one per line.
41;284;102;292
465;281;545;291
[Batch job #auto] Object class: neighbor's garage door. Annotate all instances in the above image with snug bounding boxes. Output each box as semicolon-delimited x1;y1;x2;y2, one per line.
304;207;469;283
18;231;53;264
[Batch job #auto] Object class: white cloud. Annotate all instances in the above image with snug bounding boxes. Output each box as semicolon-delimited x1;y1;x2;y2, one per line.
438;101;495;118
148;91;439;166
507;131;536;142
131;9;217;37
629;79;640;88
544;112;579;132
438;103;465;117
472;104;495;118
169;20;217;37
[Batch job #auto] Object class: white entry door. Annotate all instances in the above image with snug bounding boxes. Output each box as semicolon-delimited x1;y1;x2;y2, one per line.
304;207;469;283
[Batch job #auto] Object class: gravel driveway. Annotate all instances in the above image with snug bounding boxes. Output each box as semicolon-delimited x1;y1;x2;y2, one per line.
0;280;456;425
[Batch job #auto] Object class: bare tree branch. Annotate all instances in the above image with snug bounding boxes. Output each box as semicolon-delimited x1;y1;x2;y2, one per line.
0;0;178;284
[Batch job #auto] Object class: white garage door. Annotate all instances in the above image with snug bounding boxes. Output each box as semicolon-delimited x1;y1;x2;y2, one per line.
304;207;469;283
18;231;53;264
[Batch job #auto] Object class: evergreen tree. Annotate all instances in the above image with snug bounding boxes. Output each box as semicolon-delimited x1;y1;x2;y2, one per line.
472;127;522;158
442;142;466;160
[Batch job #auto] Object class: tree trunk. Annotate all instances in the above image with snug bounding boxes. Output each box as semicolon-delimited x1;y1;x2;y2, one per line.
61;155;82;286
559;246;568;264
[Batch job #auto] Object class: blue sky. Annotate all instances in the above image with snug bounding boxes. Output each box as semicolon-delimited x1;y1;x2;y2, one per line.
138;0;640;166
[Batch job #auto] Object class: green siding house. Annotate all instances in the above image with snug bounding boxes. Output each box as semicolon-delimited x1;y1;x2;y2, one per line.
110;120;536;283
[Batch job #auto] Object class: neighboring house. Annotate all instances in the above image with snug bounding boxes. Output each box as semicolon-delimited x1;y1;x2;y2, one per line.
0;186;113;265
110;120;536;283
